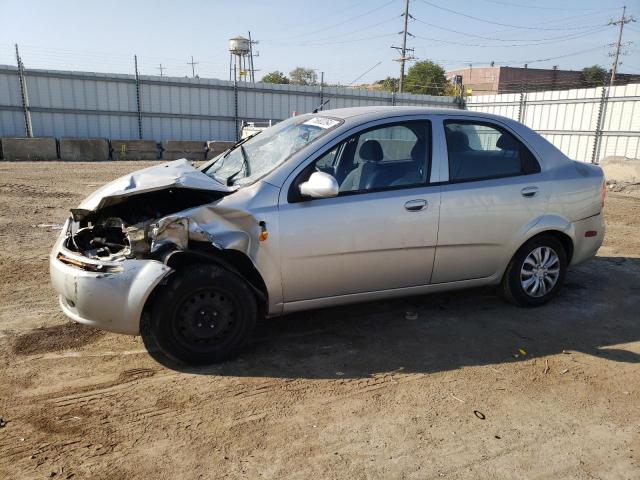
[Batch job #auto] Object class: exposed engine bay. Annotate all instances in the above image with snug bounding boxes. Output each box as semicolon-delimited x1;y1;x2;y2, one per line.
65;188;228;260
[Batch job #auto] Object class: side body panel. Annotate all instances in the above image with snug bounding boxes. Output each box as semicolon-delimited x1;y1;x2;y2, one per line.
278;186;441;302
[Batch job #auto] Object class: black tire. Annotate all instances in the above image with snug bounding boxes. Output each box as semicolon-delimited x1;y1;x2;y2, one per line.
150;264;257;364
502;235;568;307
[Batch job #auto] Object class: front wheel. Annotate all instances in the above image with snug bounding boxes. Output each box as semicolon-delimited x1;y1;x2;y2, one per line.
502;235;568;307
150;264;257;364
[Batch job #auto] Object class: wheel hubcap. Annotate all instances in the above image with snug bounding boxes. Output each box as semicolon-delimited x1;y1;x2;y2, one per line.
520;246;560;298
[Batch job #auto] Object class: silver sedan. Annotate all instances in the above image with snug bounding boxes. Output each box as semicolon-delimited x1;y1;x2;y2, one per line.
50;107;606;364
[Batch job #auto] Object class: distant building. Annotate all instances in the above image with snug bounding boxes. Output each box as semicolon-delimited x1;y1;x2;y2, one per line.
446;66;640;95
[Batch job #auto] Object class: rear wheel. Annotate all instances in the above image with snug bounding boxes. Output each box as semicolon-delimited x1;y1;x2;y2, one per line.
151;264;257;364
502;235;567;307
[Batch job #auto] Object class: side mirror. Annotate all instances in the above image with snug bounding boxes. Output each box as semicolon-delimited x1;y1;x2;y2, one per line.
299;171;339;199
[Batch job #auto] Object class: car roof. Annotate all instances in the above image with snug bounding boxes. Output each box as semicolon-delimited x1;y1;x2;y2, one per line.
317;106;512;124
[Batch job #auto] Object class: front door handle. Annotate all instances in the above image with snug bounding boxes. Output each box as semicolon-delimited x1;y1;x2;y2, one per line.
404;199;427;211
521;186;539;198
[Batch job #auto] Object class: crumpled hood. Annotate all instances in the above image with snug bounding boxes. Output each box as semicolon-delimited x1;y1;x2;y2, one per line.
73;159;233;216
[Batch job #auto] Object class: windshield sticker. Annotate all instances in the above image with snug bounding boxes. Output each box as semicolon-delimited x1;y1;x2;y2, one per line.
302;117;340;129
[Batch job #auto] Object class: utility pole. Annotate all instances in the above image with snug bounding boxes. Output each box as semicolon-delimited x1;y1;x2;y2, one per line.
187;55;199;78
157;64;165;77
14;44;33;138
391;0;414;93
248;31;259;83
608;6;636;87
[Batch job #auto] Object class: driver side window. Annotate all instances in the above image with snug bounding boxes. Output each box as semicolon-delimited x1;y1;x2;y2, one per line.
291;120;431;202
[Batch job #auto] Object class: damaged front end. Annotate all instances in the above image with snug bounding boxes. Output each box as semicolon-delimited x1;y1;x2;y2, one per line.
65;187;229;261
50;159;266;335
63;159;235;261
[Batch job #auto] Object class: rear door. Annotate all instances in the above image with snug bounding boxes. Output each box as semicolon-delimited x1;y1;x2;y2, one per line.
432;117;549;284
278;119;441;303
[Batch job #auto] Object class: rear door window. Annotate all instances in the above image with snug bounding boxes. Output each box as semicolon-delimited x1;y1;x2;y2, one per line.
444;121;540;182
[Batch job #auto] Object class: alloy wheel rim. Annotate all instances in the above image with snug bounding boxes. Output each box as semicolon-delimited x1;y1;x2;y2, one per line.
520;246;560;298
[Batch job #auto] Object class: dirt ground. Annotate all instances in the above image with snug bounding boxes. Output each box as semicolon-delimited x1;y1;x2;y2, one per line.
1;161;639;480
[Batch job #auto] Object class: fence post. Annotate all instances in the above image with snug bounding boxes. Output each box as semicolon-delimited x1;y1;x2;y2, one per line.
319;71;324;111
133;55;143;140
391;91;396;106
517;91;528;123
591;82;609;164
233;76;239;142
15;44;33;138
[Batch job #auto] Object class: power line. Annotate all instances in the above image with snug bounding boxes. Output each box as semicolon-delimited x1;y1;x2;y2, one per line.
412;27;610;48
260;0;373;41
475;0;620;12
279;16;400;46
287;33;397;47
421;45;609;67
419;0;608;31
411;16;609;43
507;45;609;64
263;0;396;42
348;60;383;85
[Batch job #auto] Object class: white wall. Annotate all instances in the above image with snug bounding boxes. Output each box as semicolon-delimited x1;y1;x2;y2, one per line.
467;83;640;163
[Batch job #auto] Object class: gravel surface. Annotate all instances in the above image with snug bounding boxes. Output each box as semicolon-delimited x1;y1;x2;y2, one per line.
1;161;639;479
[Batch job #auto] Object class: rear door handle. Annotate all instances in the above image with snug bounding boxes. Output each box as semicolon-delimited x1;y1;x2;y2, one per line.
404;199;427;211
521;186;539;198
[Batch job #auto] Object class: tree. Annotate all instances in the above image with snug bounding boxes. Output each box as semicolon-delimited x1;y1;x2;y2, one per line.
289;67;317;86
404;60;449;96
375;77;399;92
582;65;607;87
261;71;290;84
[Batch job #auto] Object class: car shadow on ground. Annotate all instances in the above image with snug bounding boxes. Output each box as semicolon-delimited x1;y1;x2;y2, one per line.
144;256;640;379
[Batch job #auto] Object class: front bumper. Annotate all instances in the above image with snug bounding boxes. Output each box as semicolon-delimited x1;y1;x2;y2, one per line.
49;221;173;335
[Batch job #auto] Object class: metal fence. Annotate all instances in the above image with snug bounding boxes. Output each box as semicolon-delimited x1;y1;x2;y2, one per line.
3;63;637;164
0;65;460;142
466;83;640;163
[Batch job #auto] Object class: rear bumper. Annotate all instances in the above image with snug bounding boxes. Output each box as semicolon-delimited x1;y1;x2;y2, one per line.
49;222;173;335
571;212;605;266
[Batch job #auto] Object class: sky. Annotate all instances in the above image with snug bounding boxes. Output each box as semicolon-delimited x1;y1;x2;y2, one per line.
0;0;638;85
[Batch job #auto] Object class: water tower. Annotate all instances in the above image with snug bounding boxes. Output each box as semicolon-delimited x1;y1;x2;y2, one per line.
229;34;257;83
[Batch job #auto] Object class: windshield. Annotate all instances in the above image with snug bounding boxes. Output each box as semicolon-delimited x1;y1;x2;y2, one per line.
201;114;341;186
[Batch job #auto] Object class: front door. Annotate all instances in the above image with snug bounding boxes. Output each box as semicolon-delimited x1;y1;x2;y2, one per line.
278;120;441;303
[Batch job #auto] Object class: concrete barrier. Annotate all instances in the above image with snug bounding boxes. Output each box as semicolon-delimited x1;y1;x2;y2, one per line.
1;137;58;161
161;141;206;161
601;156;640;184
111;140;159;160
59;138;110;161
206;141;235;160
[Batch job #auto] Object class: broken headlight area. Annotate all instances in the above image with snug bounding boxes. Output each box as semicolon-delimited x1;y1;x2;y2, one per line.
66;219;129;258
64;188;228;261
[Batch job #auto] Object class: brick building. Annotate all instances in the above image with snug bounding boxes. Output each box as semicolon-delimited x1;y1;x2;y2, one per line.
446;66;640;95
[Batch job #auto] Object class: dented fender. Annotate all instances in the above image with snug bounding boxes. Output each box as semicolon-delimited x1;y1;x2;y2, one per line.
147;206;258;256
